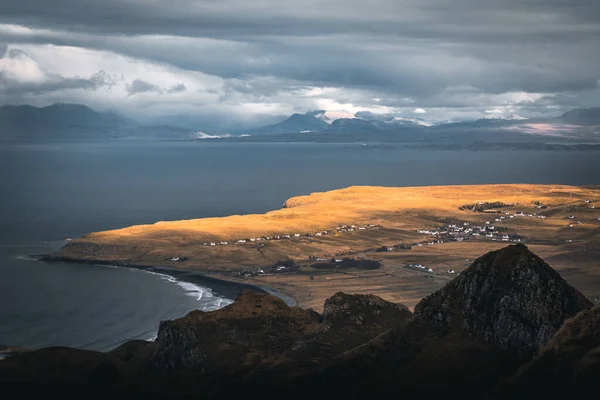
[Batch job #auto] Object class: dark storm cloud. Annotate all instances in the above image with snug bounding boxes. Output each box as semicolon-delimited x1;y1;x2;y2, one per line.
0;0;599;113
0;72;110;94
0;46;116;95
124;80;187;96
125;79;161;95
167;83;186;94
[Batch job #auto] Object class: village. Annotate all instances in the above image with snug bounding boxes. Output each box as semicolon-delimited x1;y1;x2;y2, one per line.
198;223;380;247
171;198;600;281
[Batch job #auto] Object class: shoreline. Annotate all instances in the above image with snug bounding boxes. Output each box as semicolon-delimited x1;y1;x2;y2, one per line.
35;254;297;307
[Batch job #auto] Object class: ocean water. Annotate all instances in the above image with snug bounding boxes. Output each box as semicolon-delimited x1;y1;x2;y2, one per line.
1;140;600;351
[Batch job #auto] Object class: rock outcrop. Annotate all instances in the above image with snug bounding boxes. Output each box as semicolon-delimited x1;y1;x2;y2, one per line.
1;244;597;399
322;291;411;326
414;243;592;355
151;290;411;377
507;303;600;397
317;244;594;398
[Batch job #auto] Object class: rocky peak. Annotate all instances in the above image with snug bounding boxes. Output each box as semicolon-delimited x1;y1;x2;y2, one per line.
150;290;411;375
323;292;411;327
151;290;321;373
414;244;593;355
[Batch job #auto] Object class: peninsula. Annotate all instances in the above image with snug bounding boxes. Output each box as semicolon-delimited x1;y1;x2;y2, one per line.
49;184;600;310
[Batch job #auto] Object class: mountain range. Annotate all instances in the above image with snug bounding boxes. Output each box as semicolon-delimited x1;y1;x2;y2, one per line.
1;103;600;142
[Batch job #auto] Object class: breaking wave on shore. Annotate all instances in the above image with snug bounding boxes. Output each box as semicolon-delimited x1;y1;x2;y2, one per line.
141;269;235;312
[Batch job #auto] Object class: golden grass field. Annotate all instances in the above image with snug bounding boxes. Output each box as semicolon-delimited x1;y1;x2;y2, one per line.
55;184;600;311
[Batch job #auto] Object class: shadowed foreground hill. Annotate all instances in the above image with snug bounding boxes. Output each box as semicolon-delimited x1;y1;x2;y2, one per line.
1;245;597;399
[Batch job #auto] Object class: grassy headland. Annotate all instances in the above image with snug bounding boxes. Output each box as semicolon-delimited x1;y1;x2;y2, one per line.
50;184;600;311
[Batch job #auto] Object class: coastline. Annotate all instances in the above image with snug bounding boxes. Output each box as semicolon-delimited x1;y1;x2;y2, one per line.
35;254;297;307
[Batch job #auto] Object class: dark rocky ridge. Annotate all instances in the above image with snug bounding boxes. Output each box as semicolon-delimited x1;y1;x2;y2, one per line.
414;243;592;355
1;244;597;399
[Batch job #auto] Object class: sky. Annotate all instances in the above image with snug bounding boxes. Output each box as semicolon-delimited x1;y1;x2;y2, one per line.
1;0;599;126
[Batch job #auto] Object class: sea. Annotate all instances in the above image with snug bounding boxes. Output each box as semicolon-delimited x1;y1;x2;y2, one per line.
1;140;600;352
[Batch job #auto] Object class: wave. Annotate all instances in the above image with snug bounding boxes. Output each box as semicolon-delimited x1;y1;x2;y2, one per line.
194;132;232;139
125;268;234;311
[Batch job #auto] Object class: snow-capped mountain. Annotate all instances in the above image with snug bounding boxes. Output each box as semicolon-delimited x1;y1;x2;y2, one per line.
482;113;528;121
246;109;433;135
307;110;357;124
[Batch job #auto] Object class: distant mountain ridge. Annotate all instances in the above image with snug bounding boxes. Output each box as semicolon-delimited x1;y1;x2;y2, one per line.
559;107;600;126
1;103;599;141
0;103;196;140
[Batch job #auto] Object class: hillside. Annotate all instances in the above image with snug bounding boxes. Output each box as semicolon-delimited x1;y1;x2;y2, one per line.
3;245;598;398
49;184;600;311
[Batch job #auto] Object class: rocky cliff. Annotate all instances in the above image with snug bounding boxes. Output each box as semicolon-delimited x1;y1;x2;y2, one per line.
1;244;597;399
414;243;592;355
151;290;411;379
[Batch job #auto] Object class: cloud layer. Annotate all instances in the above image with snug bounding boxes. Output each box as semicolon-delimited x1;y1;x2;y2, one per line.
1;1;599;125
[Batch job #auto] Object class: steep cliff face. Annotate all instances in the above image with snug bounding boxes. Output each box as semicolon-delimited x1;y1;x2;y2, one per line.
414;244;593;355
